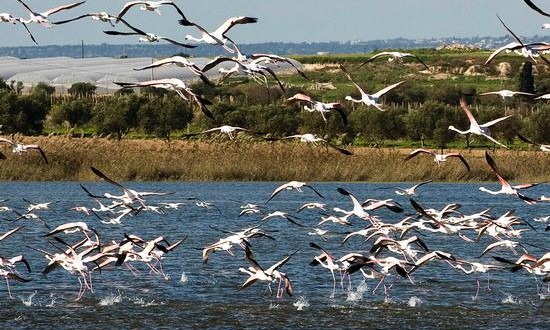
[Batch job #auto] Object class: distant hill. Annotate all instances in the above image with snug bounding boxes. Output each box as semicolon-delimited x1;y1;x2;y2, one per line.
0;35;546;59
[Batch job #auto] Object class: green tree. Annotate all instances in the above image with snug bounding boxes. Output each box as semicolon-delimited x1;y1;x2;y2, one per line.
92;94;140;139
68;82;97;97
138;95;193;140
50;99;93;127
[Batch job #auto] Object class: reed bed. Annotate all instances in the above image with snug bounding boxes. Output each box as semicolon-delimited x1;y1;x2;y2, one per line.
0;136;548;182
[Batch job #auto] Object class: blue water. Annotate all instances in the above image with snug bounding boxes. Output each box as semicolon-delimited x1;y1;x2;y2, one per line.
0;181;548;329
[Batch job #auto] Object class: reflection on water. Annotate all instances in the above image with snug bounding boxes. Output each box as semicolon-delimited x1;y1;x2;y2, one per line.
0;181;548;329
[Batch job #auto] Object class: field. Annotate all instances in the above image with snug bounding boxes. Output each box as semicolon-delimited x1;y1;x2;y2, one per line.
0;136;548;182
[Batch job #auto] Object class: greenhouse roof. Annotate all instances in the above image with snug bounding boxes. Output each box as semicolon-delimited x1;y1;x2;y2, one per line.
0;56;300;93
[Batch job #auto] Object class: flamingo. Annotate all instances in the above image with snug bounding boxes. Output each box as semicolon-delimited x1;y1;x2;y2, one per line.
202;56;287;93
239;247;296;298
269;134;353;156
89;166;174;207
517;134;550;152
0;137;48;164
357;51;430;71
285;93;347;125
394;179;433;196
266;181;324;204
179;15;257;53
485;15;550;65
479;152;539;204
114;78;213;119
340;64;404;111
404;148;470;171
133;56;212;86
116;1;187;22
52;12;118;27
479;89;535;100
104;18;196;48
448;97;511;148
0;13;37;44
183;125;262;141
535;93;550;101
16;0;86;28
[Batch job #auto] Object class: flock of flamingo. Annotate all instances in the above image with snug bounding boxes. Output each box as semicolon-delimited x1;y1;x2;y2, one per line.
0;0;548;304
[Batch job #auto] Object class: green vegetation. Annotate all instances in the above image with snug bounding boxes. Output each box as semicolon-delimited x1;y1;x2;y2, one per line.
0;50;548;182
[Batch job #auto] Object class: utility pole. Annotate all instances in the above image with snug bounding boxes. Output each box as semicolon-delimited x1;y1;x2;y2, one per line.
81;40;84;59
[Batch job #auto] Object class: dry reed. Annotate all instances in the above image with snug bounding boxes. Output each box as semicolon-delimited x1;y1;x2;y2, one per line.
0;136;548;183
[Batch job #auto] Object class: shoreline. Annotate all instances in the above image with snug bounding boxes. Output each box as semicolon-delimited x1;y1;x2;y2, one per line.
0;136;548;182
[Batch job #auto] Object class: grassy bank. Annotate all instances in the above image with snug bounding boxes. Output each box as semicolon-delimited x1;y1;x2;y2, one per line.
0;136;548;183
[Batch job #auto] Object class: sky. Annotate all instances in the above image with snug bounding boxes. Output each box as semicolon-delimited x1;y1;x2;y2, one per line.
0;0;549;47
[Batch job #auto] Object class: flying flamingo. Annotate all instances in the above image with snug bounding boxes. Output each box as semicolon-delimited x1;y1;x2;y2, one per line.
114;78;213;119
340;64;404;111
448;97;512;148
116;1;188;22
179;15;257;53
404;148;470;171
16;0;86;28
517;134;550;152
479;89;535;100
52;12;118;27
479;152;539;204
0;137;48;164
285;93;347;125
268;133;353;155
357;51;430;71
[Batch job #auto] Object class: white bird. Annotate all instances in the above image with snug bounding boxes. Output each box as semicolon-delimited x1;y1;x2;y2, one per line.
114;78;213;119
202;56;287;93
239;248;296;298
479;89;534;100
285;93;347;125
394;180;433;196
184;125;262;141
52;12;118;27
357;51;430;71
517;134;550;152
404;148;470;171
0;13;37;44
133;56;212;86
104;18;196;48
535;93;550;100
270;134;353;156
89;166;173;207
266;181;324;204
340;64;404;111
479;152;539;204
179;16;257;53
485;15;550;65
0;137;48;164
448;97;511;148
16;0;86;28
116;1;187;22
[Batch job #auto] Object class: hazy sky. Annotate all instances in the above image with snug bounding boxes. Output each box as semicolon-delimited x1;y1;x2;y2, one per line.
0;0;549;47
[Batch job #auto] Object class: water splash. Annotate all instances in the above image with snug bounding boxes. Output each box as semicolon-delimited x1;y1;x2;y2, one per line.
21;291;37;307
346;280;368;302
534;215;549;222
293;296;310;311
180;271;188;283
45;293;57;308
501;294;519;305
408;296;422;307
269;302;281;310
99;292;123;306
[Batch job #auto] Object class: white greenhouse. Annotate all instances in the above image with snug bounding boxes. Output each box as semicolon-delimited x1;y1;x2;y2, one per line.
0;56;302;94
